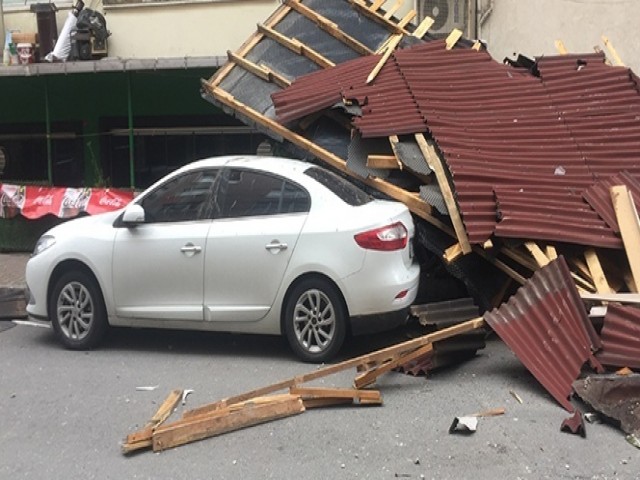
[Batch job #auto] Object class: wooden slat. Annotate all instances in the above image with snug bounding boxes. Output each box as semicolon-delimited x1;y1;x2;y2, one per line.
367;33;402;83
472;41;482;51
354;344;433;389
291;386;382;404
602;35;625;66
611;185;640;291
413;16;435;39
584;248;613;294
546;245;558;260
122;389;183;453
397;9;416;28
383;0;403;19
581;292;640;304
284;0;373;56
554;39;568;54
153;396;305;452
445;29;463;50
369;0;387;11
208;4;292;88
367;154;401;169
227;51;290;88
415;133;471;254
443;242;463;262
257;23;335;69
524;241;550;267
348;0;412;36
181;313;484;418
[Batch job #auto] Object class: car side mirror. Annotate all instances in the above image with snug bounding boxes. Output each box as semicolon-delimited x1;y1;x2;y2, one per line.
121;204;145;226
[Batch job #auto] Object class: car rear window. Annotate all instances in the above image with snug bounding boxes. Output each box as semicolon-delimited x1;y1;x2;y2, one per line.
304;167;373;206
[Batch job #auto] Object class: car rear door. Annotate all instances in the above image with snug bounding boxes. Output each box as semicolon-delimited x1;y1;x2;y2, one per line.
112;169;218;321
203;168;309;322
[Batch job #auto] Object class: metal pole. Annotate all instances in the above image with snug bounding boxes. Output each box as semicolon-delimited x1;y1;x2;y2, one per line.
127;71;135;189
44;77;53;185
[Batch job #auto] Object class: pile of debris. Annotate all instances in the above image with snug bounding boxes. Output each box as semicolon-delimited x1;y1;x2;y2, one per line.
122;0;640;451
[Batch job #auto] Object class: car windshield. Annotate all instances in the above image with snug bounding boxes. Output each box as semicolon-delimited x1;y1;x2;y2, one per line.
304;167;372;206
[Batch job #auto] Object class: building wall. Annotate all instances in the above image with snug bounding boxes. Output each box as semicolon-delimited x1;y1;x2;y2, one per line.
1;0;278;58
477;0;640;73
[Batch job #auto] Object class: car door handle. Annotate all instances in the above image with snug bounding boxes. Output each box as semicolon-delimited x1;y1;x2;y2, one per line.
265;241;288;253
180;243;202;255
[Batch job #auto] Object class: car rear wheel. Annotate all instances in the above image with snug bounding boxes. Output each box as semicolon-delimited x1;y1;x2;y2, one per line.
284;277;347;363
49;270;108;350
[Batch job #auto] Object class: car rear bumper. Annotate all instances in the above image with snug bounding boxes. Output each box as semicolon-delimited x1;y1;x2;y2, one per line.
349;307;410;336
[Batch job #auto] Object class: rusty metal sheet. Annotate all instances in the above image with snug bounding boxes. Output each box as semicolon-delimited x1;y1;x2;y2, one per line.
583;171;640;233
494;186;623;249
596;303;640;369
484;257;603;411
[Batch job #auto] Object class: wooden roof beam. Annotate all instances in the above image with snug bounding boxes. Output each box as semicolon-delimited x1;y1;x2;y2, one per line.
257;23;335;69
227;51;291;88
284;0;373;56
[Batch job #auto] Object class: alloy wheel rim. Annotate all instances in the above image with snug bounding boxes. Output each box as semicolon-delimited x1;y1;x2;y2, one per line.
57;281;94;340
293;288;336;354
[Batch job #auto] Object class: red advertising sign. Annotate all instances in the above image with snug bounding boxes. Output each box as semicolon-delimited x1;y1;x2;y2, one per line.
0;184;134;219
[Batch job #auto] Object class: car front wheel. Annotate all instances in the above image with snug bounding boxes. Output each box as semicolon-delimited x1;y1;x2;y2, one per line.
284;277;347;363
49;270;108;350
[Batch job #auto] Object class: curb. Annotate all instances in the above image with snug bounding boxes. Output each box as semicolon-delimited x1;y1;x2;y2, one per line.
0;287;27;319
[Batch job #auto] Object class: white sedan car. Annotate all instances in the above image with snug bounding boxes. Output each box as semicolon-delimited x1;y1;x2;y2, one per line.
26;156;420;362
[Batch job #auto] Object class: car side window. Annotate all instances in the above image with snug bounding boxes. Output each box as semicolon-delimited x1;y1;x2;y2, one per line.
140;169;219;223
216;168;310;219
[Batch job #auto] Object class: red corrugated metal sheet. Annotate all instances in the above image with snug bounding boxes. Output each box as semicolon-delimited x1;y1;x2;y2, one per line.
596;303;640;369
537;55;640;179
494;185;623;248
582;171;640;233
483;256;603;411
272;40;640;247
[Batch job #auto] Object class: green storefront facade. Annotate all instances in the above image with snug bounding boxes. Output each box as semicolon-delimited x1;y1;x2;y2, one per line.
0;59;269;250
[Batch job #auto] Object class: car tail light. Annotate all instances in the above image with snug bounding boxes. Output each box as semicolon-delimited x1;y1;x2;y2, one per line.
354;222;408;251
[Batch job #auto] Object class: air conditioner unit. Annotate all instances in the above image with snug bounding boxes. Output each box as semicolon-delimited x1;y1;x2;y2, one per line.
417;0;475;36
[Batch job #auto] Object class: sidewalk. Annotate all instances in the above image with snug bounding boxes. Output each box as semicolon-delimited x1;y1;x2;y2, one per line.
0;253;30;319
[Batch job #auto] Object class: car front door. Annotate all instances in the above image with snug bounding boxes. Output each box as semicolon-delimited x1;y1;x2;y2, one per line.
112;169;218;321
203;168;310;322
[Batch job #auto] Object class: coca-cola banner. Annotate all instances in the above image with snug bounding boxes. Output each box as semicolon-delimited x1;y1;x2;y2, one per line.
0;184;134;219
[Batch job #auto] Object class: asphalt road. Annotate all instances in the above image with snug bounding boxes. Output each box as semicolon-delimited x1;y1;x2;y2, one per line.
1;321;638;480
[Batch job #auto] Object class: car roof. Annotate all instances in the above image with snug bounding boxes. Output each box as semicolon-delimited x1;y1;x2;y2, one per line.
182;155;313;177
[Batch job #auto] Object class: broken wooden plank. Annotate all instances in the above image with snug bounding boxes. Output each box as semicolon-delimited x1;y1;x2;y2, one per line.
290;386;382;405
602;35;625;66
445;29;463;50
580;292;640;304
367;154;401;169
122;389;183;454
413;16;435;39
611;185;640;292
397;9;416;28
354;344;433;389
524;241;551;268
415;133;471;254
555;39;568;54
369;0;386;11
443;242;464;263
367;33;402;83
182;315;485;418
153;395;305;452
546;244;558;260
584;248;613;295
383;0;403;19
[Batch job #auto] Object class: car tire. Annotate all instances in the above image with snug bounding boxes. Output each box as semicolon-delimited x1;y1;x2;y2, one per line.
49;270;108;350
284;277;347;363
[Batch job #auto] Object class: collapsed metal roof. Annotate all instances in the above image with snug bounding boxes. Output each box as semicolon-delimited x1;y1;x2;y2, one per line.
202;0;640;308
